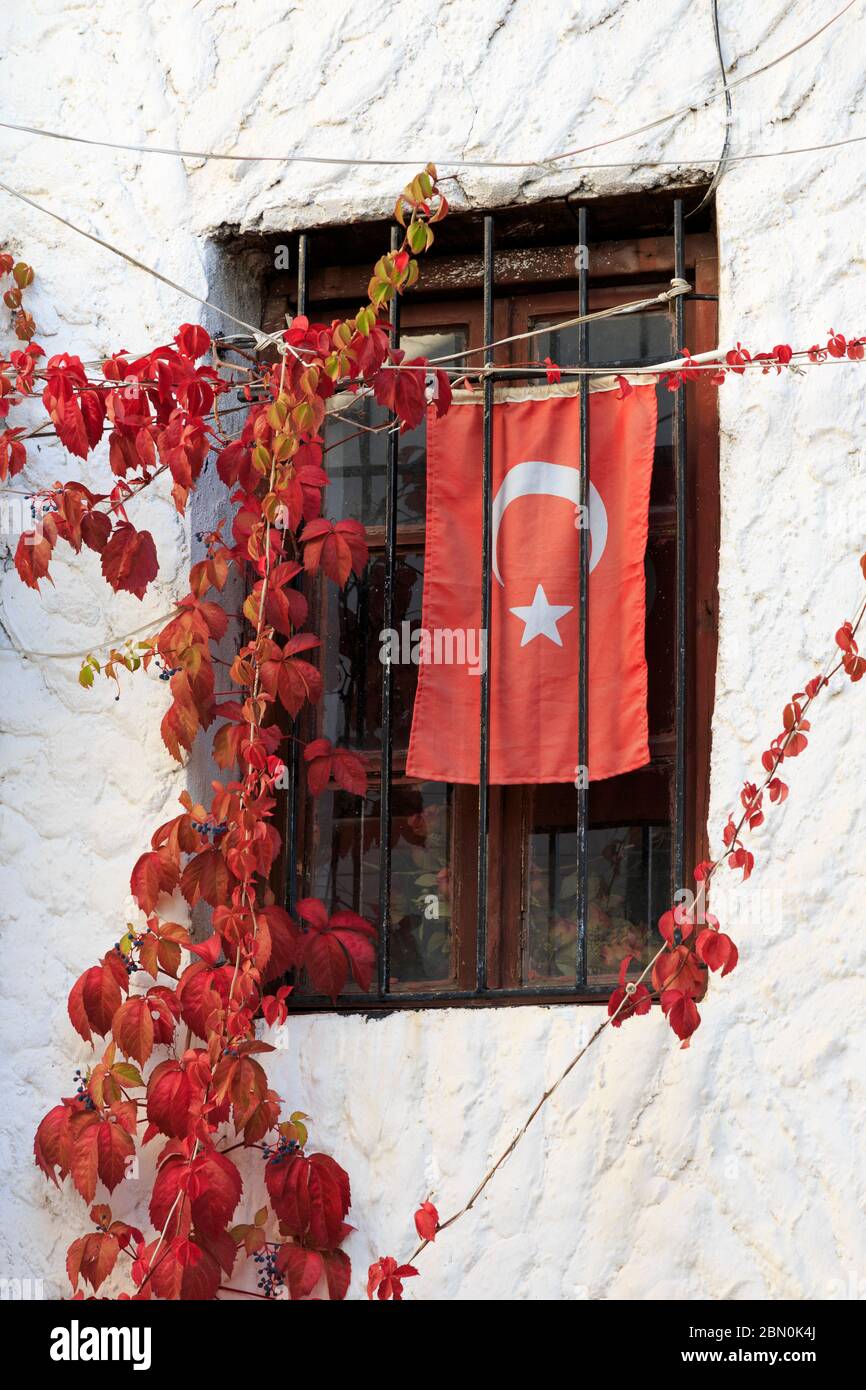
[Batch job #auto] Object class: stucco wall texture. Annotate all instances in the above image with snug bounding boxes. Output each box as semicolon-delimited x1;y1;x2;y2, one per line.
1;0;865;1301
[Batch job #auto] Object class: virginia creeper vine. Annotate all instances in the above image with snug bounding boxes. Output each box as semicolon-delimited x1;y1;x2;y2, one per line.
2;180;865;1300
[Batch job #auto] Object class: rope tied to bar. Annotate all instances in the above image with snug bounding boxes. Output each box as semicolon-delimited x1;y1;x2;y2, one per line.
662;277;691;300
451;280;694;379
251;321;302;357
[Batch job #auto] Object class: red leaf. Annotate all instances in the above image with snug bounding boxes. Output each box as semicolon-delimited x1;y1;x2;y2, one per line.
301;519;368;586
151;1149;242;1238
371;355;427;430
130;851;163;914
304;738;367;796
175;324;211;359
258;635;323;718
727;845;755;880
657;902;696;947
34;1103;74;1186
265;1151;351;1249
70;1110;136;1200
0;427;27;480
303;932;352;1001
661;988;701;1045
414;1200;439;1242
187;1149;243;1236
14;529;55;589
320;1247;352;1301
147;1060;196;1138
81;509;112;553
176;960;233;1039
606;979;652;1027
144;1236;224;1301
71;955;128;1040
367;1255;418;1301
112;995;156;1066
295;901;375;1000
276;1244;323;1300
258;905;301;981
695;928;739;977
767;777;788;804
54;398;90;458
180;847;232;907
101;522;158;598
79;390;106;450
66;1231;119;1293
651;944;705;998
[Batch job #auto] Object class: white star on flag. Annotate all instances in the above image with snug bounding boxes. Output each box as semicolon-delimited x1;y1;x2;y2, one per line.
508;583;574;647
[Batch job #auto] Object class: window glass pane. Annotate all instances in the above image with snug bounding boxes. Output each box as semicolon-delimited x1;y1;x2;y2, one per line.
319;550;424;753
529;310;673;504
324;328;467;527
524;783;671;987
303;780;454;991
645;531;675;736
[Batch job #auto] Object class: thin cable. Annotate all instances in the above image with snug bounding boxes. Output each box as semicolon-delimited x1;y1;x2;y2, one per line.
0;1;856;173
2;122;865;375
0;608;178;660
551;0;858;162
0;177;303;361
688;0;733;218
547;131;866;172
0;176;266;336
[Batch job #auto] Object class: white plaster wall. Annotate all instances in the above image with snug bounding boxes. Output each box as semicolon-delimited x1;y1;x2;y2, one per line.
1;0;865;1300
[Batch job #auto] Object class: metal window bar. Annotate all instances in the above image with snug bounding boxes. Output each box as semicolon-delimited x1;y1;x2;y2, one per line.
377;225;402;994
476;214;495;992
284;232;309;915
576;205;590;988
287;202;692;1009
673;199;687;897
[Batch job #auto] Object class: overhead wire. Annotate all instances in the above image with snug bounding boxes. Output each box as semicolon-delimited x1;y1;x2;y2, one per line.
0;1;856;172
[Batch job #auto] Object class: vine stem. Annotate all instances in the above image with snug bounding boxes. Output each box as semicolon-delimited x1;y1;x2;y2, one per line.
407;586;866;1269
139;351;290;1291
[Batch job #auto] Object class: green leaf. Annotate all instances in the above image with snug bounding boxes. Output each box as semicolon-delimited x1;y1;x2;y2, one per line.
407;220;428;254
112;1062;144;1088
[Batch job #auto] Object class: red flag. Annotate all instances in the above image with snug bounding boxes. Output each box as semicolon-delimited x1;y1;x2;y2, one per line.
405;385;657;784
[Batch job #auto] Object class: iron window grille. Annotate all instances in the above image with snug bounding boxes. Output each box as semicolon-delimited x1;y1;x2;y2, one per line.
256;194;719;1011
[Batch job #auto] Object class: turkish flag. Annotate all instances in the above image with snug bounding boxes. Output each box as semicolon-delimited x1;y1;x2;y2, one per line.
405;385;657;784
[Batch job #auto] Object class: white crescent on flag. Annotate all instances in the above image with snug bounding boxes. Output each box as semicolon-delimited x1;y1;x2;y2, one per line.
491;459;608;587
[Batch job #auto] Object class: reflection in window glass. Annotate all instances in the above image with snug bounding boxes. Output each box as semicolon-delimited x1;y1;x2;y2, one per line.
304;781;454;989
319;551;424;752
525;817;671;986
324;329;467;527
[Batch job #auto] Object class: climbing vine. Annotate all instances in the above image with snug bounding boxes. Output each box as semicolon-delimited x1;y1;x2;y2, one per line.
3;181;865;1298
6;169;450;1300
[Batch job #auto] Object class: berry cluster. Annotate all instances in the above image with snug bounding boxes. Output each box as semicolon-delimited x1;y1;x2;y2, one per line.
252;1244;283;1298
72;1069;95;1110
112;939;138;977
27;492;59;522
154;656;181;683
261;1136;300;1167
190;819;227;839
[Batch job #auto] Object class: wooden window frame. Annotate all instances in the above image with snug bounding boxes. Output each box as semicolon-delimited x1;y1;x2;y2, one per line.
267;208;719;1011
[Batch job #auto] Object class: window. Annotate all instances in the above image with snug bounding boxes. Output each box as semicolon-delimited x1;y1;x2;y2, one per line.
262;195;719;1008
